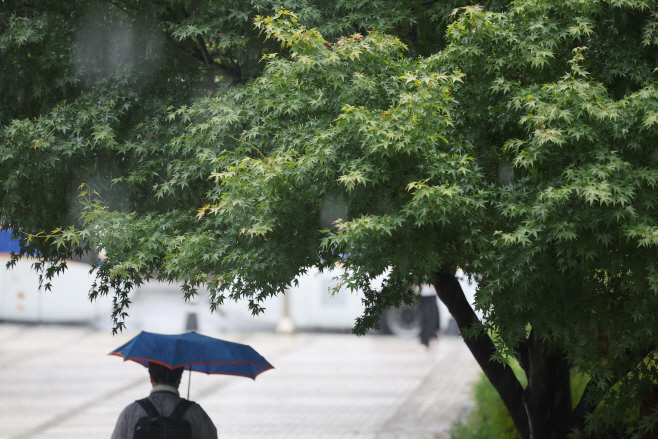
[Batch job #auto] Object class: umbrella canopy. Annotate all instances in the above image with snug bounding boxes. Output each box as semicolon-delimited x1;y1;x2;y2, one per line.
110;331;274;380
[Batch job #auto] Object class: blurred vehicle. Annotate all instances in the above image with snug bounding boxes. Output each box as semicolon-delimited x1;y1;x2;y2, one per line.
378;272;477;337
0;229;477;335
124;267;477;337
216;267;477;337
0;230;113;323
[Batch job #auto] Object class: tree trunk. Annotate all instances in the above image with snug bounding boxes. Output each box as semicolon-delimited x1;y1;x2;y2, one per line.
640;384;658;439
433;271;531;439
523;331;572;439
434;270;579;439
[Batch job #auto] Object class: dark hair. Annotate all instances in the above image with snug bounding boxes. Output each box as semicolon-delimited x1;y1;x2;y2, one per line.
148;362;185;385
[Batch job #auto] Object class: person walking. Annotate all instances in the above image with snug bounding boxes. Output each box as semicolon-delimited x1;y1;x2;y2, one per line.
418;283;440;347
111;362;218;439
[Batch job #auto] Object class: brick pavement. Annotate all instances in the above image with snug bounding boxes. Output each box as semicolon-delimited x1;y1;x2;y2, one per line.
0;324;479;439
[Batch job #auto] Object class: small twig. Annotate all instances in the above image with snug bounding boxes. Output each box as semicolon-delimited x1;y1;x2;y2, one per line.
21;230;67;240
225;133;266;159
32;127;56;149
107;0;131;14
0;131;16;145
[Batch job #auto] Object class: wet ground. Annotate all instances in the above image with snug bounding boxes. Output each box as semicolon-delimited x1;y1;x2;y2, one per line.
0;324;480;439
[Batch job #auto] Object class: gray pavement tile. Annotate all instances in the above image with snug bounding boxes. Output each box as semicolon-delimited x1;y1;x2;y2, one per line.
0;325;480;439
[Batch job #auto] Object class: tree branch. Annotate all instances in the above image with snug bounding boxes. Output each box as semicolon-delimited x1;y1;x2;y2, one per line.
434;270;530;439
171;42;206;65
195;35;214;70
105;0;132;14
514;335;530;374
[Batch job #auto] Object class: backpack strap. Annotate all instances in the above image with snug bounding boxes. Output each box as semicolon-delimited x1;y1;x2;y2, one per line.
169;399;194;421
135;398;160;418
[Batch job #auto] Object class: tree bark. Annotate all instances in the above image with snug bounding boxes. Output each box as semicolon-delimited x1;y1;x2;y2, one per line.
640;384;658;439
523;331;572;439
433;271;530;439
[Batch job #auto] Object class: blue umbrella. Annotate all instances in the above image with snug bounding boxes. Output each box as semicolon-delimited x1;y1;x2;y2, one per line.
110;331;274;381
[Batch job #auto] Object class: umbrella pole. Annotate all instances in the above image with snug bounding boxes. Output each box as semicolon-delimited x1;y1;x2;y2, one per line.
187;366;191;400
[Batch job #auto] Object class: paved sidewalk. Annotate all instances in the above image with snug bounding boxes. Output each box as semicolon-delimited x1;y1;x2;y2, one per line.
0;325;480;439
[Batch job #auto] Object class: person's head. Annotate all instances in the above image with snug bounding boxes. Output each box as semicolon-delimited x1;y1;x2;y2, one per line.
148;362;184;387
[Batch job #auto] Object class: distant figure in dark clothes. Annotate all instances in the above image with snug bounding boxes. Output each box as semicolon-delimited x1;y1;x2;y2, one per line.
418;283;440;347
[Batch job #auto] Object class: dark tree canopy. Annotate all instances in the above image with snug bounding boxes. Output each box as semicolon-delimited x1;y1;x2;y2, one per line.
2;1;658;438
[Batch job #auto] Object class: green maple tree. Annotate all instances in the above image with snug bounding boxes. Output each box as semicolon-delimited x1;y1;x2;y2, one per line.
2;1;658;437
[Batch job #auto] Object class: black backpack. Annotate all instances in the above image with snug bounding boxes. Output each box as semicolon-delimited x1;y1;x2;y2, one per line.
133;398;194;439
